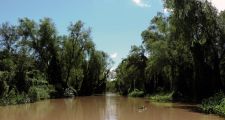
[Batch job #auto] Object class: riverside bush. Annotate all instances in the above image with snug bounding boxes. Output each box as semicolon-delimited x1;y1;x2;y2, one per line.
63;87;77;97
28;86;50;102
0;89;30;105
200;92;225;116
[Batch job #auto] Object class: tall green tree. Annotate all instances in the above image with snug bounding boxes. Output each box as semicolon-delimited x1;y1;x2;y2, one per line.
164;0;225;101
115;45;147;95
63;21;94;86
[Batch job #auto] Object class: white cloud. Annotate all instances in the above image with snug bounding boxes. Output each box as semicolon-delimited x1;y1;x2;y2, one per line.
132;0;150;8
209;0;225;12
110;53;118;59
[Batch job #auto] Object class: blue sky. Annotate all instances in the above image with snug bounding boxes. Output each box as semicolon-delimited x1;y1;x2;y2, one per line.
0;0;165;69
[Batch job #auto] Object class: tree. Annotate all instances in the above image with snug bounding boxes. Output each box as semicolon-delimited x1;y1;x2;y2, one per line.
0;17;110;103
115;45;147;95
63;21;94;87
164;0;225;101
0;22;18;54
115;0;225;102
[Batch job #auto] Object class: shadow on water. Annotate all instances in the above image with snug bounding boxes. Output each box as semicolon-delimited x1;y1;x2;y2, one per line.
151;101;225;119
164;103;204;113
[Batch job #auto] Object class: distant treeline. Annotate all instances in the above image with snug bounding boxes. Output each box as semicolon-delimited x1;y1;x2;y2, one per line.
115;0;225;102
0;18;110;105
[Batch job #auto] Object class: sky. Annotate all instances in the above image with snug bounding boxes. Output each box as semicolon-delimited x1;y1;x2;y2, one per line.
0;0;224;69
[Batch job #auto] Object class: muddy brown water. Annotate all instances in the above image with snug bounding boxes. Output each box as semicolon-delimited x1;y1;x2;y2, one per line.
0;93;224;120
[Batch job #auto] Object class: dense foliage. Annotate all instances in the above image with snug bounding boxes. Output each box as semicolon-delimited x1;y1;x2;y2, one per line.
0;18;110;104
200;92;225;116
115;0;225;102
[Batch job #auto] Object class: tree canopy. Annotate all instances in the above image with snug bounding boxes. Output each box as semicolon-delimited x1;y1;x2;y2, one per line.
115;0;225;102
0;18;110;104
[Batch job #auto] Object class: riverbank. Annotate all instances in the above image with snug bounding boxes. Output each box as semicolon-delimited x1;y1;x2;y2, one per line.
200;92;225;117
145;92;225;117
0;87;52;106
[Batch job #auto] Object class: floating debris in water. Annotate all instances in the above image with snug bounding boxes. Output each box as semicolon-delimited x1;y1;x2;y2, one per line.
137;105;147;112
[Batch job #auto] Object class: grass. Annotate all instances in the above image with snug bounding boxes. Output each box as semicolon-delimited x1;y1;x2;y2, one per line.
148;91;174;102
200;92;225;116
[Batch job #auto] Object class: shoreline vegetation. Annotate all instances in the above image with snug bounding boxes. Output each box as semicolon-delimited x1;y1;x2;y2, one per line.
110;0;225;118
148;91;225;117
148;92;173;102
200;92;225;117
0;19;109;105
126;89;225;117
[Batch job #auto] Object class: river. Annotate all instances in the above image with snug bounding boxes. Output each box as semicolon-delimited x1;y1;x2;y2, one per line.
0;93;224;120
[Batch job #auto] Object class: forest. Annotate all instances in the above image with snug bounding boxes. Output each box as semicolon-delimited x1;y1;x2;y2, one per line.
0;18;110;104
113;0;225;115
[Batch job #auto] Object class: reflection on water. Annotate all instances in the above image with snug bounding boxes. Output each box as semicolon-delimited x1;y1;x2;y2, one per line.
105;93;117;120
0;93;224;120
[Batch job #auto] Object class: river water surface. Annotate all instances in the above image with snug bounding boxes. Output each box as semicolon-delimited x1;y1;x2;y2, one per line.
0;93;224;120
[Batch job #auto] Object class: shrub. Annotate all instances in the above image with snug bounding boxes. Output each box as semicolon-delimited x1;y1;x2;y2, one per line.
63;87;77;97
15;93;30;104
0;71;10;97
200;92;225;116
0;89;30;105
28;86;50;102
